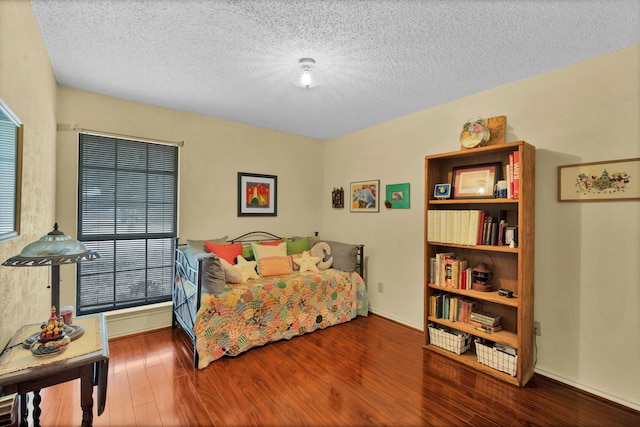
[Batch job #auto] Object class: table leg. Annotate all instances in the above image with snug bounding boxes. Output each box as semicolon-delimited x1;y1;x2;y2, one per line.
19;393;27;427
80;365;94;427
32;390;41;427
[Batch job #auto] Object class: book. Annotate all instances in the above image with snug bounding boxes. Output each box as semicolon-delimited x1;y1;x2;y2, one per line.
432;210;441;242
513;150;520;199
498;219;506;246
476;211;485;245
460;210;470;245
508;153;514;199
467;210;480;245
458;299;477;323
435;252;454;286
469;320;503;333
469;310;502;326
445;210;455;243
453;210;462;244
427;210;434;242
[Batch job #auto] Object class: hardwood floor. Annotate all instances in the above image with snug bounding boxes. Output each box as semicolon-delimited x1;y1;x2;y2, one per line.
35;314;638;426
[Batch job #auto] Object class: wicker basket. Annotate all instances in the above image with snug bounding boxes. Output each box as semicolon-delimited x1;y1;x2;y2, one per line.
475;339;517;376
428;324;471;355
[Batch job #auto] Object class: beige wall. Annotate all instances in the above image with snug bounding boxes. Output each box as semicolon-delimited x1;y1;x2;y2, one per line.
55;87;324;308
323;45;640;409
2;0;638;412
0;0;58;348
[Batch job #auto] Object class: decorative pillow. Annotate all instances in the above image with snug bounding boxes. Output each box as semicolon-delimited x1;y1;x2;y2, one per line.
258;256;292;277
285;237;310;255
258;239;283;246
320;241;359;273
293;251;320;274
251;241;287;260
220;258;243;284
234;255;259;281
310;242;333;270
205;241;243;265
287;253;305;270
200;256;226;295
186;236;228;251
242;245;254;260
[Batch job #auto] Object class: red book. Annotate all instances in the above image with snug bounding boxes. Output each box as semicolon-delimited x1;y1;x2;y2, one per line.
476;211;485;245
513;150;520;199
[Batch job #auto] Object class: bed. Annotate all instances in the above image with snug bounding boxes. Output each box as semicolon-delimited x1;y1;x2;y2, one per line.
172;232;369;368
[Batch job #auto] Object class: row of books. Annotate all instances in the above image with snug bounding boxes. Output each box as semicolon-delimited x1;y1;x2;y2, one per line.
429;252;473;289
427;209;516;246
429;293;504;333
507;150;520;199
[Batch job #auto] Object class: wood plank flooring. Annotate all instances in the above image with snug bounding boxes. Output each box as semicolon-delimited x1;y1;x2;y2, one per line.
34;314;638;426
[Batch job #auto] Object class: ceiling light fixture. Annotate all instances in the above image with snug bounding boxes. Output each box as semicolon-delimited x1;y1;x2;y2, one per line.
297;57;316;89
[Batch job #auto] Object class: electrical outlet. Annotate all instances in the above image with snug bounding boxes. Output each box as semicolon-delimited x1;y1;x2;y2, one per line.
534;321;541;336
377;282;384;293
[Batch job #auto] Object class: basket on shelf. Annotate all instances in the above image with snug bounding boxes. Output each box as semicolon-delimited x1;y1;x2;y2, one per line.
428;324;471;355
475;339;517;376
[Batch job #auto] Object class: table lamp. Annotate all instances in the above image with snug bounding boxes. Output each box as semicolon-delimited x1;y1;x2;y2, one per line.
2;223;100;318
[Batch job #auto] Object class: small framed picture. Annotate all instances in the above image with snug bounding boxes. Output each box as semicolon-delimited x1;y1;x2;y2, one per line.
504;226;518;247
386;183;410;208
237;172;277;216
452;162;501;199
433;183;451;199
350;180;379;212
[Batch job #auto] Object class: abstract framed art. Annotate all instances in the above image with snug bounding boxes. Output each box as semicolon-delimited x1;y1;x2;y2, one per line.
350;180;379;212
237;172;277;216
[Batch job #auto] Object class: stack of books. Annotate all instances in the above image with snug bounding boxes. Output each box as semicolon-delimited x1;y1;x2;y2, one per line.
468;310;502;333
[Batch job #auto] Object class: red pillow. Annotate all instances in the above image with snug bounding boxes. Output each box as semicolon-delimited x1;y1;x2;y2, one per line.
204;242;243;265
259;239;283;246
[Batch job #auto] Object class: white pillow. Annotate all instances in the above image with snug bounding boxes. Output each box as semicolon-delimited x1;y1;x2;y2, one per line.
251;242;287;260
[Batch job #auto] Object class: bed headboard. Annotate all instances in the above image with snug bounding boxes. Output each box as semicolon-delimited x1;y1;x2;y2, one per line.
227;231;365;280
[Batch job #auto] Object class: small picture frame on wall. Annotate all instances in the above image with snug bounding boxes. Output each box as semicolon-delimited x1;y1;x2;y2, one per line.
452;162;501;199
385;183;410;208
237;172;277;216
350;180;379;212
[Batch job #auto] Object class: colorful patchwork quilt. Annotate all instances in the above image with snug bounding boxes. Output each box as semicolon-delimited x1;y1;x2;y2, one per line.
194;269;369;368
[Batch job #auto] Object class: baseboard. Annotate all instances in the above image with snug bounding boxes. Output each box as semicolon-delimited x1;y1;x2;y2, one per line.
534;367;640;412
103;301;173;338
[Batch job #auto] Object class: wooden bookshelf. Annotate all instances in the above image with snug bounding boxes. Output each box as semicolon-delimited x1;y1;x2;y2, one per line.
424;141;535;386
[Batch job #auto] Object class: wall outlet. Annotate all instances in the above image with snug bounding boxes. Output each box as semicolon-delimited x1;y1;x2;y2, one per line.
534;321;541;336
377;282;384;293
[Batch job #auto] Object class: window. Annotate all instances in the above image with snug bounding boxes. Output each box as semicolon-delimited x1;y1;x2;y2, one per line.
77;134;178;315
0;99;23;242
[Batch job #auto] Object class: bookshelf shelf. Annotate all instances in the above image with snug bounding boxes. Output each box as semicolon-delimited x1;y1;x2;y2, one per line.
424;141;535;387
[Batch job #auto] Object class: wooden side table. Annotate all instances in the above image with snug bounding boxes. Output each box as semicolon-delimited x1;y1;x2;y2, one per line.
0;314;109;427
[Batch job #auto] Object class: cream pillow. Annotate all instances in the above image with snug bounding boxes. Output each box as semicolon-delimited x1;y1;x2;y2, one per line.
220;258;243;284
251;241;287;260
233;255;259;281
293;251;321;274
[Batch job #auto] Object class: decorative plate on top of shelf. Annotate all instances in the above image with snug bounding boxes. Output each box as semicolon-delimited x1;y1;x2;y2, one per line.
460;118;490;149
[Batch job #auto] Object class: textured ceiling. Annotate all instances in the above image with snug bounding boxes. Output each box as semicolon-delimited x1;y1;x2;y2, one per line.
30;0;639;140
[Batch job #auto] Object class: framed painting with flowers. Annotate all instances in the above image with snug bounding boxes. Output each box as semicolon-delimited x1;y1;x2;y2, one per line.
558;158;639;202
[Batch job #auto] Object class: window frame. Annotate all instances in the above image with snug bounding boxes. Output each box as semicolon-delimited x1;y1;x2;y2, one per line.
76;133;178;315
0;98;23;242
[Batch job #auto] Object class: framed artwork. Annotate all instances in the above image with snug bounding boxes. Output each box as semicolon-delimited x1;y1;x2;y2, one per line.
0;98;23;242
452;162;501;199
385;183;410;208
237;172;277;216
558;158;639;202
433;183;451;199
350;180;379;212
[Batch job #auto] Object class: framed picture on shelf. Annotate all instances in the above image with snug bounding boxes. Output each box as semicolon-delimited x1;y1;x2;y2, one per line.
452;162;501;199
433;183;451;199
350;180;379;212
385;183;410;208
237;172;277;216
558;158;639;202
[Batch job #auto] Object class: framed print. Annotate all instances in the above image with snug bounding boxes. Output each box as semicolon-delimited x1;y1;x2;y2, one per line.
351;180;379;212
433;183;451;199
452;162;501;199
386;183;410;208
238;172;277;216
558;158;639;202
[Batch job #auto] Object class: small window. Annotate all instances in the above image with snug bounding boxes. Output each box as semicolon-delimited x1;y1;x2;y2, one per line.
0;99;23;242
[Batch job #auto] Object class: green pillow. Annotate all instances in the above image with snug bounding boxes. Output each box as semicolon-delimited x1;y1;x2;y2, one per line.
285;237;310;254
242;244;254;260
